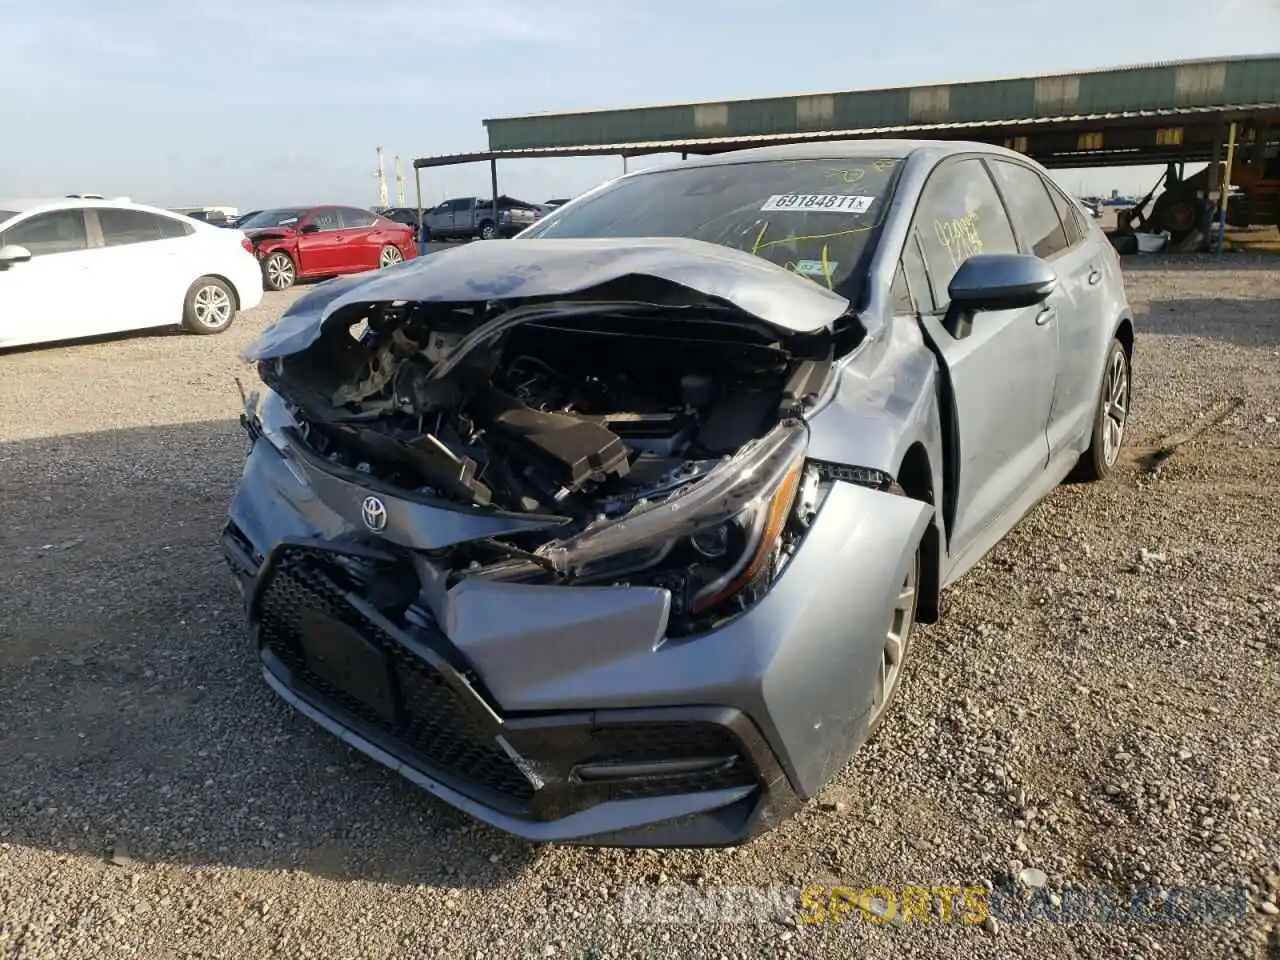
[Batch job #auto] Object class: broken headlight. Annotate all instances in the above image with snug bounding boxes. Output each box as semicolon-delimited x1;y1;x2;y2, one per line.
537;420;811;618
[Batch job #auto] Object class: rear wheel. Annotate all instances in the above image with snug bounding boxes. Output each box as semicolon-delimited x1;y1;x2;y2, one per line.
181;277;236;335
378;244;403;268
263;251;296;291
1071;338;1130;482
478;220;496;240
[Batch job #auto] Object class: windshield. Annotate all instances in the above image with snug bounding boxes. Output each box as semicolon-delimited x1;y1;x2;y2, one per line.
0;210;17;223
238;207;309;229
522;157;903;301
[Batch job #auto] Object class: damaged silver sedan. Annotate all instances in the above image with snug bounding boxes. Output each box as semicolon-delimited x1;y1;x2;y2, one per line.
224;140;1134;846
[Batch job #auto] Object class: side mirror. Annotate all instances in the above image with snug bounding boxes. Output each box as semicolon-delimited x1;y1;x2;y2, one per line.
298;223;320;234
944;253;1056;338
0;244;33;268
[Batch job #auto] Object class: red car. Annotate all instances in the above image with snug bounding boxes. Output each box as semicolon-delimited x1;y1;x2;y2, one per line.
239;205;417;291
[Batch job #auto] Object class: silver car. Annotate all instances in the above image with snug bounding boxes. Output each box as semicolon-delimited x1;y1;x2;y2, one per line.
224;139;1133;847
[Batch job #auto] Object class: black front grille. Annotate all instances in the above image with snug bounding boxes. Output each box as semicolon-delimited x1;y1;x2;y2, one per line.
255;545;535;810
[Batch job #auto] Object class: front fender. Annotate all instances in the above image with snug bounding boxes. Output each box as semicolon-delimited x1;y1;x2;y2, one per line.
806;321;945;506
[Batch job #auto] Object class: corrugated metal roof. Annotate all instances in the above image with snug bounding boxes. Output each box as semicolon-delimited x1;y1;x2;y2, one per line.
483;54;1280;122
415;102;1280;168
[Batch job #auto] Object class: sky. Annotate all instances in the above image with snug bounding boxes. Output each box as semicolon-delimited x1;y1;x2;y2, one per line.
1;0;1278;211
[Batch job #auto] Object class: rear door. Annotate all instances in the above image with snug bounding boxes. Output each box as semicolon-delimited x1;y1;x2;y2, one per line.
336;207;379;271
908;156;1058;563
0;208;94;346
1045;181;1120;453
91;207;197;330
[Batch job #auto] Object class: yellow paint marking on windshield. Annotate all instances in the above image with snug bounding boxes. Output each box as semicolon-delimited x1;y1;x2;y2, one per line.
872;158;898;171
751;221;769;255
820;244;833;289
825;167;866;184
755;224;876;251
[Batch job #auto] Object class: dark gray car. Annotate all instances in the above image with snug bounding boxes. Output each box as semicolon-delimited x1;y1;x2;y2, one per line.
224;139;1133;847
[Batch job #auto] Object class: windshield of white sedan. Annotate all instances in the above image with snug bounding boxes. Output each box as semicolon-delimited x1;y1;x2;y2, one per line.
0;210;16;221
522;157;902;300
238;208;308;229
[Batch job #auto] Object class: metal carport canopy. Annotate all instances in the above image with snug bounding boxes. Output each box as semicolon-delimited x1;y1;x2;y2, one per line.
415;102;1280;170
411;102;1280;228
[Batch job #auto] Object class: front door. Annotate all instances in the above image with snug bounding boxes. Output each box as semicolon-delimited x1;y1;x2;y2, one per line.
0;208;96;347
296;207;345;275
910;157;1057;562
425;201;453;238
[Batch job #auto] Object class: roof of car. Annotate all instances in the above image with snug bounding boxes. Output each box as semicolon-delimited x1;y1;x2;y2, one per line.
653;138;1030;169
0;197;191;221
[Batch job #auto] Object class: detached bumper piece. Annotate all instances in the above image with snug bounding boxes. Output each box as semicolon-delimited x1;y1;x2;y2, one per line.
240;537;794;843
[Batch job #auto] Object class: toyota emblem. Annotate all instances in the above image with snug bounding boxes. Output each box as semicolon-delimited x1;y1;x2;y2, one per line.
361;495;388;532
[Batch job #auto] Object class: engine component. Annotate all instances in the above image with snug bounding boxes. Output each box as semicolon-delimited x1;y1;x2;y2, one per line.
469;385;631;492
392;354;463;413
695;390;778;455
680;373;716;410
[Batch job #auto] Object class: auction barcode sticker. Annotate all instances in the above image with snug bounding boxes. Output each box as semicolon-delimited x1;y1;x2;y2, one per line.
761;194;875;213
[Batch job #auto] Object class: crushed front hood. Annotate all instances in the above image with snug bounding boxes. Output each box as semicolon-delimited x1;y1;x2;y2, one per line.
242;237;851;362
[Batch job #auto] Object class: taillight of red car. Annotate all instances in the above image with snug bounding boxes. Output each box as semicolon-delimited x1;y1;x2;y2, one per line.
241;236;253;254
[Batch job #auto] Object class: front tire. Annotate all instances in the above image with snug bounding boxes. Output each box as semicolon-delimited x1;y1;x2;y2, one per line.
478;220;496;240
866;489;922;739
1071;338;1131;482
181;277;236;335
262;251;296;291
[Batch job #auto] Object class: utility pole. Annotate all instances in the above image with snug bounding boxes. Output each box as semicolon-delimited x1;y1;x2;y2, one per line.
394;155;405;206
374;147;388;209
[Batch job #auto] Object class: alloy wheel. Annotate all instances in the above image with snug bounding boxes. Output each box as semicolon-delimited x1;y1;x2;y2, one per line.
1102;349;1129;467
379;246;403;267
192;284;233;328
869;556;918;723
266;254;294;290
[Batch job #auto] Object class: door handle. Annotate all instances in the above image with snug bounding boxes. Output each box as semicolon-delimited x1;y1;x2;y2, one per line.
1087;267;1102;285
1035;306;1056;326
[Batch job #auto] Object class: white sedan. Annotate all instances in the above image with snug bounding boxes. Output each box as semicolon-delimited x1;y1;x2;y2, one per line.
0;197;264;350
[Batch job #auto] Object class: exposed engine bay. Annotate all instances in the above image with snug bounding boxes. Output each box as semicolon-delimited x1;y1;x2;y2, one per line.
256;296;835;633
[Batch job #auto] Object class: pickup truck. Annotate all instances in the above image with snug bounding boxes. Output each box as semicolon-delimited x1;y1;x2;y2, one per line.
421;196;540;241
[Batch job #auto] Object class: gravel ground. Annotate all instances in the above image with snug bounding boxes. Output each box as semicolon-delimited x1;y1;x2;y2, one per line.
1;257;1278;959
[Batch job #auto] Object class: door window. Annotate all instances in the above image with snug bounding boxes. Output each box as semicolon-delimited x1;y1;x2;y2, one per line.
98;208;192;246
1;210;89;256
1045;182;1086;248
913;158;1018;310
306;208;341;231
339;207;377;228
987;160;1068;259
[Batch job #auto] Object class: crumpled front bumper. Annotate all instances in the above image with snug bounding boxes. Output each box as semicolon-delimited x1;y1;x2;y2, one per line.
222;431;930;846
